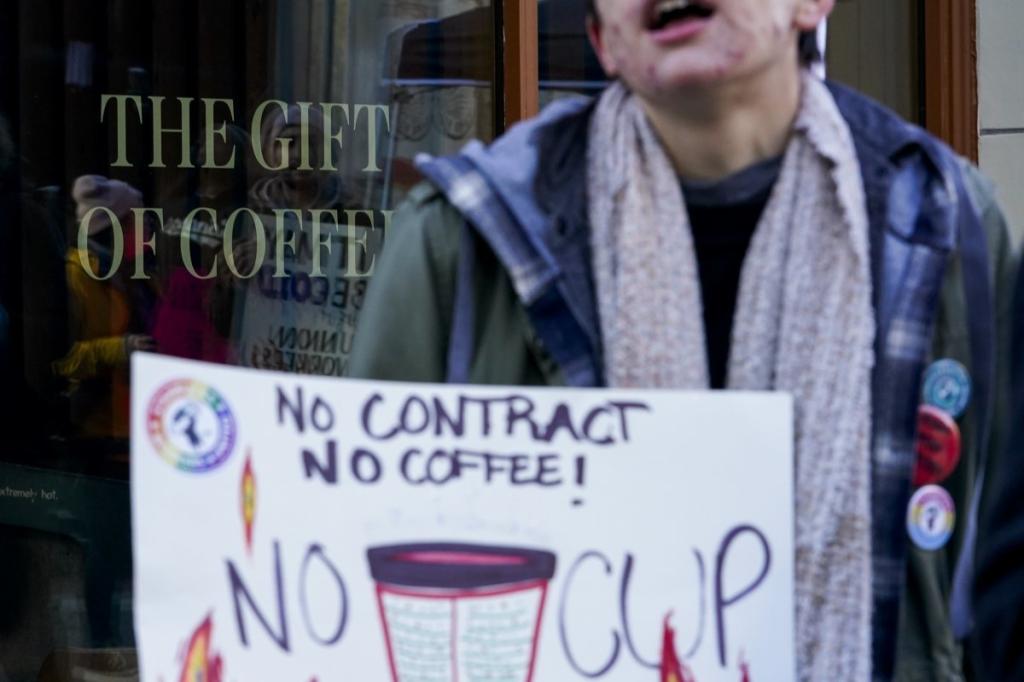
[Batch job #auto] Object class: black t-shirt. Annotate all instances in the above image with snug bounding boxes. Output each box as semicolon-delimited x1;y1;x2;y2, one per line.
681;155;783;389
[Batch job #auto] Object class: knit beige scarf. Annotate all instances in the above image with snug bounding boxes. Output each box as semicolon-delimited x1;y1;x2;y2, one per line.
588;74;874;680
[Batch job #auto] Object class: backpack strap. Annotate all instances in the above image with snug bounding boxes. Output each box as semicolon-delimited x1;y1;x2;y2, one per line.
948;170;996;639
445;221;477;384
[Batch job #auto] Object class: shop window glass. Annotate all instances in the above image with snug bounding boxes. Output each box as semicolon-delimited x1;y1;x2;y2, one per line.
537;0;608;107
827;0;922;123
0;1;495;678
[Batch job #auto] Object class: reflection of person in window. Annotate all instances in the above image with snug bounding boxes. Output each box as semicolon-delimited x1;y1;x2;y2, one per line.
248;104;348;214
53;175;158;442
226;104;351;277
150;125;249;364
225;104;372;375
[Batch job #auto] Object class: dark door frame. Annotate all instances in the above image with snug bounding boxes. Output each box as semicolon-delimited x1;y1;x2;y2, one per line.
924;0;978;162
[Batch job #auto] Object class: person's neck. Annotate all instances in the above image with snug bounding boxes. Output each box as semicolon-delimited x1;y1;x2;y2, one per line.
639;59;803;182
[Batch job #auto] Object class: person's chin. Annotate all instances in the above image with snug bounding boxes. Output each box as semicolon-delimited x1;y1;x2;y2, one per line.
640;60;738;95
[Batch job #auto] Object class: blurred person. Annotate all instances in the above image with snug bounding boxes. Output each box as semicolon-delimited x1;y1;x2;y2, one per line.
248;103;348;213
150;124;251;363
0;110;73;416
54;175;158;444
221;104;350;280
349;0;1016;679
224;103;372;376
0;111;80;465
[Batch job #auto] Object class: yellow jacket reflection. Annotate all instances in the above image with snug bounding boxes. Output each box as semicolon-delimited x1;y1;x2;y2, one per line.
54;247;132;438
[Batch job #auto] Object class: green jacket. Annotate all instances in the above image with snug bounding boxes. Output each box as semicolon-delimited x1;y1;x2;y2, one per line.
349;94;1017;680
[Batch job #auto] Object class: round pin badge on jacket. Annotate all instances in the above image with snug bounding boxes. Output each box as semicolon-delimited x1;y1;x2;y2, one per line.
913;404;962;487
907;485;956;551
922;358;971;419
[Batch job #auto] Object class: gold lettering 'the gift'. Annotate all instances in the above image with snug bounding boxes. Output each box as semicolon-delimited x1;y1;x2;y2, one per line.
100;95;391;173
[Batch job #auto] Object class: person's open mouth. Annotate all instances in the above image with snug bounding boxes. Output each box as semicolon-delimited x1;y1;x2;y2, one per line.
647;0;715;44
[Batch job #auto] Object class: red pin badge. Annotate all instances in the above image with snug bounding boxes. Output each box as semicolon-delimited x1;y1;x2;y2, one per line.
913;404;962;487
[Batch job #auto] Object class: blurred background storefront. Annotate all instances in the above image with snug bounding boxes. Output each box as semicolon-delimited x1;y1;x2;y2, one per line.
0;1;995;680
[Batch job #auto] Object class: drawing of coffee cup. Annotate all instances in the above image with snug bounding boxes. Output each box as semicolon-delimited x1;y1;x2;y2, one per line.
367;543;557;682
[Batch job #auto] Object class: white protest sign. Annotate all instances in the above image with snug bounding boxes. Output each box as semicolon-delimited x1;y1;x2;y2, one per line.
131;353;795;682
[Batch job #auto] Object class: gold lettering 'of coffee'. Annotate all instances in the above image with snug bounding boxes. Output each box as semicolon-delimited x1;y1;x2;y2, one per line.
344;210;377;278
309;209;340;276
78;207;124;280
203;99;237;169
223;208;266;279
353;104;390;173
251;100;291;171
273;209;303;278
100;95;144;168
321;104;350;172
129;207;161;280
180;208;219;279
151;96;195;169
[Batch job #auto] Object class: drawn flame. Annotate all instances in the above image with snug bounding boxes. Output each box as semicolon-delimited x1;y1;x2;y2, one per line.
242;452;256;553
660;613;696;682
178;616;222;682
739;651;751;682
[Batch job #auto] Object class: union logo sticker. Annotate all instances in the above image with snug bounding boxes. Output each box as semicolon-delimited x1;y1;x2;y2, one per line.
146;379;237;473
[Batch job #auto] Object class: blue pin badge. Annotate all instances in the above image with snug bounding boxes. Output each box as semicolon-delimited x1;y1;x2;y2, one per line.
922;359;972;419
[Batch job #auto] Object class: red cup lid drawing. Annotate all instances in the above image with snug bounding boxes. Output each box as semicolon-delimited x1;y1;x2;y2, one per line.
368;543;557;682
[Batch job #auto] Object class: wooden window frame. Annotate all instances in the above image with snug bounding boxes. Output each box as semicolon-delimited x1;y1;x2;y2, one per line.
501;0;540;128
919;0;978;161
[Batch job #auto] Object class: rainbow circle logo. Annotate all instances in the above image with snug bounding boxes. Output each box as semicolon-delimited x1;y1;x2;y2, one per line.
906;484;956;551
146;379;237;473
